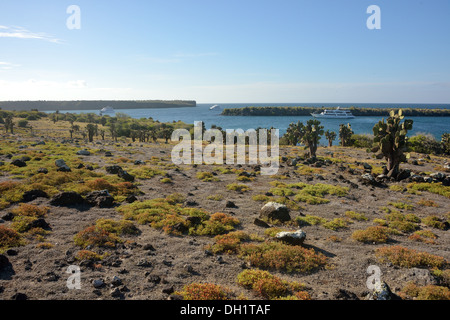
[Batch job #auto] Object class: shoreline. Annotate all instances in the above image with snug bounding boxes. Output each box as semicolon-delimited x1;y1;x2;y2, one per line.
222;106;450;117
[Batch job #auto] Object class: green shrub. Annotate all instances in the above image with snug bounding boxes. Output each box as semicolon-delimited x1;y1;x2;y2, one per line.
18;120;29;128
176;283;233;300
422;216;446;230
117;199;238;236
408;230;438;244
385;211;419;233
400;282;450;300
296;215;327;226
197;171;219;182
351;226;390;243
75;250;103;261
408;134;442;155
323;218;351;231
11;203;49;218
74;225;122;249
293;193;330;205
375;245;447;269
195;212;240;236
160;177;172;183
351;134;374;148
208;231;250;254
0;226;24;252
226;183;251;192
389;185;406;192
236;269;309;300
389;202;414;210
407;183;450;198
239;241;328;273
345;211;368;221
206;194;223;201
94;218;140;236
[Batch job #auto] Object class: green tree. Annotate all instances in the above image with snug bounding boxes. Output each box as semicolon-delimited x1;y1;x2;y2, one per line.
18;120;28;128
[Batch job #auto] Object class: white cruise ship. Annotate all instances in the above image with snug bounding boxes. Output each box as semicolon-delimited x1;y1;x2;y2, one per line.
100;106;115;115
311;107;355;119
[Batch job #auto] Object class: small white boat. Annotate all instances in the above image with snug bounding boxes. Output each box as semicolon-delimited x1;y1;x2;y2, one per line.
210;105;221;110
311;107;355;119
100;106;115;114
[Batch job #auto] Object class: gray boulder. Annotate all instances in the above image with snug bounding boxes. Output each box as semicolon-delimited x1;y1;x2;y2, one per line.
76;149;91;156
363;163;372;170
275;230;306;245
55;159;71;172
92;279;105;289
401;268;438;286
430;172;445;181
260;202;291;222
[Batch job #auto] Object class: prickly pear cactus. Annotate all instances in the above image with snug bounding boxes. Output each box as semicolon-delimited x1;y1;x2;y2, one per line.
325;130;337;147
442;133;450;155
339;123;353;147
372;109;413;178
299;120;324;158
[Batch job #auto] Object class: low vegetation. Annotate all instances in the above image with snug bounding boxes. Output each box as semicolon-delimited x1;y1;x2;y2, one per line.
399;282;450;300
238;241;328;274
0;226;24;253
351;226;390;244
175;283;234;300
237;269;310;300
375;246;447;269
74;219;139;249
117;196;240;236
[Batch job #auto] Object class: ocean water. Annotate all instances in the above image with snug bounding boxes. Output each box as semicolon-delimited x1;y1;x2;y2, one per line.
56;103;450;143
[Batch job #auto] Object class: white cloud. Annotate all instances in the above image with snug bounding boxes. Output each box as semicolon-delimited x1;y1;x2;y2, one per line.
0;61;21;70
67;80;88;88
0;26;62;43
0;78;448;104
0;79;136;100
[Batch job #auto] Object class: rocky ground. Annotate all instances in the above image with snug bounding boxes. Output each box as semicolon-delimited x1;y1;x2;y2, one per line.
0;134;449;301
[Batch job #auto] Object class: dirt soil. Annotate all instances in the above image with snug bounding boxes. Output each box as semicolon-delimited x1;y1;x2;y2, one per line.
0;137;449;300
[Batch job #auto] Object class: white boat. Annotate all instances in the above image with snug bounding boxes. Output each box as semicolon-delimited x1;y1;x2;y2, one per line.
100;106;115;114
210;105;221;110
311;107;355;119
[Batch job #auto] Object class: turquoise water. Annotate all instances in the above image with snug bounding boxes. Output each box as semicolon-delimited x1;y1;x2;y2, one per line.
55;103;450;142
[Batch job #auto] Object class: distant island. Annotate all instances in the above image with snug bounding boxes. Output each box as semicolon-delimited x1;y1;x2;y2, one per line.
0;100;196;111
222;106;450;117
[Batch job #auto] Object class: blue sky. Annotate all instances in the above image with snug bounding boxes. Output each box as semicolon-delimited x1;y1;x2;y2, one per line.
0;0;449;103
